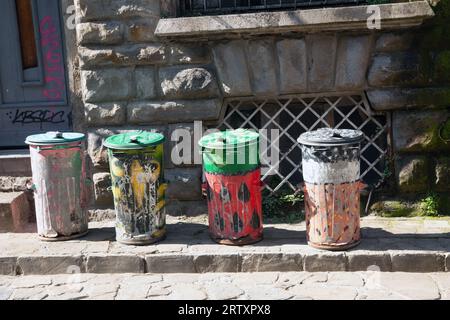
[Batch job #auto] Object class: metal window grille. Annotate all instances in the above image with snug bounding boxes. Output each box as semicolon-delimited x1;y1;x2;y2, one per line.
179;0;368;16
216;93;390;193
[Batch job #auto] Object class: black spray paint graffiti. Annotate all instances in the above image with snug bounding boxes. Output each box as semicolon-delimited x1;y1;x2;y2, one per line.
7;109;72;130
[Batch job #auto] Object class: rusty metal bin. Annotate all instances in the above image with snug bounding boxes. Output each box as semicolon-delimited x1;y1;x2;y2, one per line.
298;128;364;251
104;131;166;245
25;131;90;241
199;129;263;245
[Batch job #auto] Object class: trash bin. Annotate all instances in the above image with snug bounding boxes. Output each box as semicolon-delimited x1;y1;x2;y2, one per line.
297;128;365;251
26;131;90;241
199;129;263;245
103;131;166;245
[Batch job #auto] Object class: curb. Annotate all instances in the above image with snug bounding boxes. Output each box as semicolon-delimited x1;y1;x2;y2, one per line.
1;251;448;276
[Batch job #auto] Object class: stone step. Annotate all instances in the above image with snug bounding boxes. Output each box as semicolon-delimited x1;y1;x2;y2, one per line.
0;191;36;233
0;150;31;177
0;216;449;276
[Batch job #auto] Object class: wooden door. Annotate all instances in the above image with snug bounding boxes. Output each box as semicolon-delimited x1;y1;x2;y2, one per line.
0;0;71;148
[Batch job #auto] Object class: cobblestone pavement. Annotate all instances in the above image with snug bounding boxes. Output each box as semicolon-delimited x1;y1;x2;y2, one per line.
0;272;449;300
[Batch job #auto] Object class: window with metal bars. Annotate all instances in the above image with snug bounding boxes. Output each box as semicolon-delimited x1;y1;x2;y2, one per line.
179;0;368;16
215;94;390;193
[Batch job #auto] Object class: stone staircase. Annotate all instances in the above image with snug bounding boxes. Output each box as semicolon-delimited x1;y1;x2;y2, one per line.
0;150;36;233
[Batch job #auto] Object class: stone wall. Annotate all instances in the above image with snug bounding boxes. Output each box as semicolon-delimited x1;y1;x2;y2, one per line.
74;0;450;212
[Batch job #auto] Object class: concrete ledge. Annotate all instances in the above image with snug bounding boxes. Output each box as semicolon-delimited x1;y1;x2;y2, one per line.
155;2;434;39
0;216;449;275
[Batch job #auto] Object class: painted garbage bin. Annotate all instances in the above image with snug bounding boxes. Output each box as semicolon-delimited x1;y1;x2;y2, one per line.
26;131;90;241
297;128;365;251
104;131;166;245
199;129;263;245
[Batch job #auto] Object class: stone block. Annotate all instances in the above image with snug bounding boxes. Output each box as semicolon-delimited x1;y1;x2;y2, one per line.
87;126;167;170
159;66;219;99
347;252;392;271
127;100;222;124
435;157;450;192
17;256;85;275
167;44;211;64
375;32;414;52
276;39;307;94
247;39;278;95
391;252;445;272
77;0;160;21
367;87;450;111
126;18;159;43
212;41;252;96
0;257;16;276
146;255;196;273
93;173;114;208
193;254;240;273
86;255;145;274
335;35;370;90
307;35;336;92
0;192;34;233
136;67;157;99
85;103;126;126
165;200;208;216
81;69;134;103
165;168;202;201
393;110;450;152
368;52;422;87
77;22;124;45
241;253;303;272
396;156;429;193
303;253;347;272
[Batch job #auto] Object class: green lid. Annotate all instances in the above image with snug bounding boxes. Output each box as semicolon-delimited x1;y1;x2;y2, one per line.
103;131;165;150
198;129;259;150
25;131;86;145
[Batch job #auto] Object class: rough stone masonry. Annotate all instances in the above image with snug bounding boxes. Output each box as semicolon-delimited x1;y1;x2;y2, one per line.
73;0;450;212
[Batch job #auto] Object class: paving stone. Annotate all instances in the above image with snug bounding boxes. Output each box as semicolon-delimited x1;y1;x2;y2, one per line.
10;287;48;300
86;255;145;274
391;252;445;272
17;256;85;276
304;253;347;272
147;284;171;297
275;272;312;289
288;284;358;300
194;254;240;273
146;255;196;273
12;276;52;289
241;253;302;272
166;284;207;300
242;285;293;300
355;289;406;300
327;272;364;287
347;252;392;272
232;272;280;286
83;283;119;300
0;286;12;300
203;282;244;300
301;273;328;285
116;282;151;300
374;273;440;300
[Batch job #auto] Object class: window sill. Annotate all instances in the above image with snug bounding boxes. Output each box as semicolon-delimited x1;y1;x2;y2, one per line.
155;1;434;39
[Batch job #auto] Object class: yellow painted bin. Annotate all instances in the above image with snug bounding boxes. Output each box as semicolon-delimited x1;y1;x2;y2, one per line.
104;131;167;245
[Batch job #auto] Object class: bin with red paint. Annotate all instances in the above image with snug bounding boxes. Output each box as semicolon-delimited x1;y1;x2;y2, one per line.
298;128;364;251
199;129;262;245
26;132;90;241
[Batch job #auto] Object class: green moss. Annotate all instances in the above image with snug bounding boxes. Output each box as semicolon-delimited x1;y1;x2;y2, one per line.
371;200;417;217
